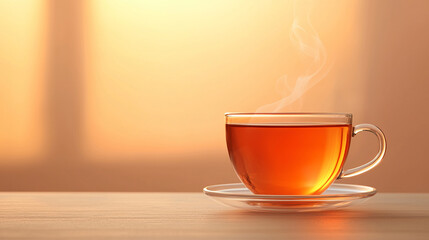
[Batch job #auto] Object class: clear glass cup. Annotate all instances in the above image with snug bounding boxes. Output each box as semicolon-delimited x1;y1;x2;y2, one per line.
225;113;387;195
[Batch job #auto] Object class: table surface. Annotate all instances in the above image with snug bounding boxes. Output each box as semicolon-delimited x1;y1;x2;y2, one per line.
0;192;428;240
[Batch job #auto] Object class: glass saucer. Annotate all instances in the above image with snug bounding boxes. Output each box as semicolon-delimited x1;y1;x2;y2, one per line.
203;183;376;212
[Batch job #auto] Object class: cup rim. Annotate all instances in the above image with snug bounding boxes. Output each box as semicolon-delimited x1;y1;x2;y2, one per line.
225;112;353;118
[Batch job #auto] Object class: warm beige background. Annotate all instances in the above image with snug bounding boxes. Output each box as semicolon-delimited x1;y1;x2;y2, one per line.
0;0;428;192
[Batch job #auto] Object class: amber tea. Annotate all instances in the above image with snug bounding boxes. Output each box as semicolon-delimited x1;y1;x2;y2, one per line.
226;123;352;195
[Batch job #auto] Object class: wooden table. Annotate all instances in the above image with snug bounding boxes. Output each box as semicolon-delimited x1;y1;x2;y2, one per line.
0;193;428;239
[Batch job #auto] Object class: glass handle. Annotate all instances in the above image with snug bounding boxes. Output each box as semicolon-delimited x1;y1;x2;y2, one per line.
338;124;387;179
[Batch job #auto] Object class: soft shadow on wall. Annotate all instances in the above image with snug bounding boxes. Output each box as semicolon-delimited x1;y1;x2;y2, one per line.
0;0;428;192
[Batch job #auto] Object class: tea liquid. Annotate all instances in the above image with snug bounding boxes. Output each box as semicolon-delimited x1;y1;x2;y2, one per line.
226;124;351;195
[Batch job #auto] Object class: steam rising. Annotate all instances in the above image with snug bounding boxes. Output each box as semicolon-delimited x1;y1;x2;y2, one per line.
256;1;329;112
